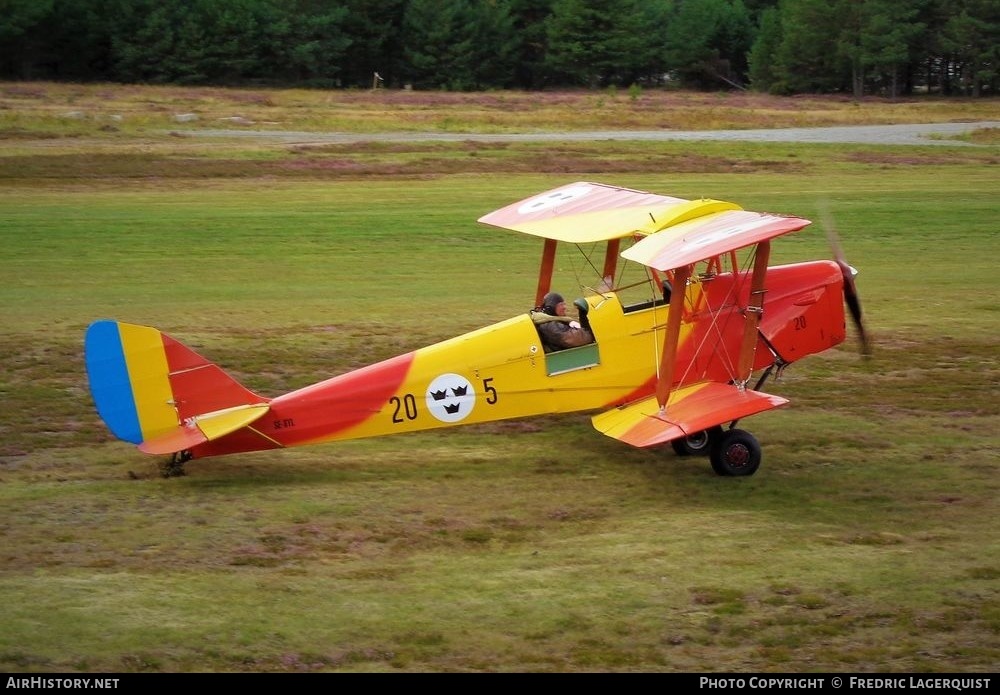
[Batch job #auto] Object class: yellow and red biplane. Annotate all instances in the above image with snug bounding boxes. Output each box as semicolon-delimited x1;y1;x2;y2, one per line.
85;182;869;476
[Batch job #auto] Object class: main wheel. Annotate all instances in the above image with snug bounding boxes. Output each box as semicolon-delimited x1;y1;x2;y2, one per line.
671;426;723;456
709;429;761;477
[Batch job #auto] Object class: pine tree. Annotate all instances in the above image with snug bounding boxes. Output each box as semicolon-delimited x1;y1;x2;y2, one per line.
0;0;55;78
663;0;754;89
340;0;408;88
748;6;783;92
771;0;847;93
939;0;999;96
545;0;669;87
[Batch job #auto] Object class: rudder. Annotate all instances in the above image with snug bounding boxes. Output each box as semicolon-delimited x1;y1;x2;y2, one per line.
85;320;269;452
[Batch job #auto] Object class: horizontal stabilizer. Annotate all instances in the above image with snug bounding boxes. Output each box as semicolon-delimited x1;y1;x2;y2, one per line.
592;382;788;448
138;404;271;455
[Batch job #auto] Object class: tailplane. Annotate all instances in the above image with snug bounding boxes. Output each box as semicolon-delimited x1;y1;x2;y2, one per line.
85;321;270;455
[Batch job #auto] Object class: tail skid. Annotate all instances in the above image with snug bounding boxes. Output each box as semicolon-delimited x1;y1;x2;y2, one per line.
85;321;270;455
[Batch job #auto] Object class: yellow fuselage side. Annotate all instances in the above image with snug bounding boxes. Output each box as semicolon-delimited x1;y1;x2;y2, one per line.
311;292;685;444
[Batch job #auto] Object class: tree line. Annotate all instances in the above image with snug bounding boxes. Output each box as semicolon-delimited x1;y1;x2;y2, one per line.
1;0;996;96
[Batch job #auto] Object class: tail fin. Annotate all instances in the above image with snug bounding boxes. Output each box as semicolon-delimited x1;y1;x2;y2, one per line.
85;321;270;455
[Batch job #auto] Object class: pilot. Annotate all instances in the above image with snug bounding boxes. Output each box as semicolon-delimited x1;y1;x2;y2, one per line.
531;291;594;352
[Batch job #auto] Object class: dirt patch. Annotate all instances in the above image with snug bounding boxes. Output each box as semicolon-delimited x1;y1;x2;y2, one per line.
0;145;804;181
841;151;996;166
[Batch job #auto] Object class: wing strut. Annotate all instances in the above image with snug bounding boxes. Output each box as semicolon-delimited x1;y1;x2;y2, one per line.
735;240;771;388
535;238;557;307
655;263;693;412
602;238;620;287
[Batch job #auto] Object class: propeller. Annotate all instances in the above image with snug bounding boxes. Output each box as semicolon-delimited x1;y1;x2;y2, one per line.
819;203;872;358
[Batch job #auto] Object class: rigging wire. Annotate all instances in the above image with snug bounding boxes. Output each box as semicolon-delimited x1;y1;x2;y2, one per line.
569;243;603;293
674;246;757;389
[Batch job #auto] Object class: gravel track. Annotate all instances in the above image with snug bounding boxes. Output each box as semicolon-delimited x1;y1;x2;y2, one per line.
188;121;999;146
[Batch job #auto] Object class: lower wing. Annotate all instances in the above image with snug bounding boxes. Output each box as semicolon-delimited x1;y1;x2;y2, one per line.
591;381;788;448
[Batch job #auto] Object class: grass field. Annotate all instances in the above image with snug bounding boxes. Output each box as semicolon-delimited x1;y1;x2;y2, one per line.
0;83;997;673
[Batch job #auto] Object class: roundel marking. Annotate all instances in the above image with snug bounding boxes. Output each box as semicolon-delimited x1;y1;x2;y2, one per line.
516;184;592;215
426;373;476;423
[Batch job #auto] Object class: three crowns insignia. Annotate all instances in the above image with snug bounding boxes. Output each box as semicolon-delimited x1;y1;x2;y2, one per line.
430;386;468;401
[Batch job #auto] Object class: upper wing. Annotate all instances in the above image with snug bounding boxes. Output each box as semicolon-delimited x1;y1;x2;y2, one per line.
479;181;810;269
478;181;740;243
591;381;788;449
622;209;811;271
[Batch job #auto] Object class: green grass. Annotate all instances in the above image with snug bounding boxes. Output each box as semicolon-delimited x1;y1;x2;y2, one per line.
0;85;997;672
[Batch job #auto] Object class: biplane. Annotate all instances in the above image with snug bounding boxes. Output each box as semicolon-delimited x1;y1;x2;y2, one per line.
85;182;870;476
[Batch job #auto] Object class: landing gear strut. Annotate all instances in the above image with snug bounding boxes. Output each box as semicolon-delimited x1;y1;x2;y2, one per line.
160;450;192;478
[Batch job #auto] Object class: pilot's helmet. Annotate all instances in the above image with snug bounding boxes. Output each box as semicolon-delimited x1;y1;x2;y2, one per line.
542;291;564;316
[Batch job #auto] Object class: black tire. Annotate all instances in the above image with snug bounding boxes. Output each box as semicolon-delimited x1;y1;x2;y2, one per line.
671;426;724;456
709;429;761;477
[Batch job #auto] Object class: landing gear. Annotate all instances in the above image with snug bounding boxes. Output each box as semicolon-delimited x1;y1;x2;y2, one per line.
160;450;192;478
668;426;762;476
671;426;723;456
709;429;761;477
